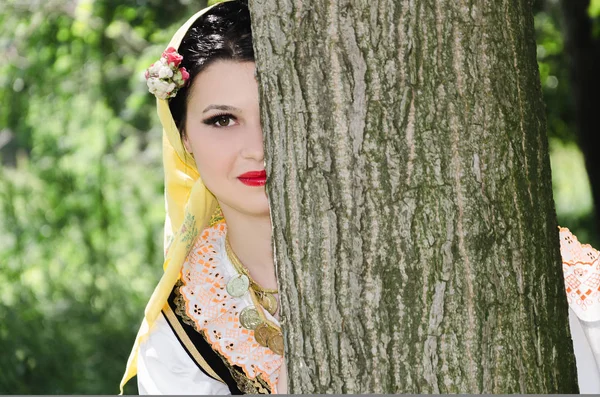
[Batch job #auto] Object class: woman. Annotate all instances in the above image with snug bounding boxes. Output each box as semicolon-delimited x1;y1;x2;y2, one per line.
122;1;285;394
121;0;600;393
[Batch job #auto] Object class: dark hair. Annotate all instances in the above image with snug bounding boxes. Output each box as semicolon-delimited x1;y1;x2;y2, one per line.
169;0;254;136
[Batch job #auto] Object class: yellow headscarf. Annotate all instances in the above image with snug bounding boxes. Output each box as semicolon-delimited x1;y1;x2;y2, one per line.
120;3;229;391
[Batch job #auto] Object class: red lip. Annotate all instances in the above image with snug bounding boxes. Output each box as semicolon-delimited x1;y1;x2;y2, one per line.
238;170;267;187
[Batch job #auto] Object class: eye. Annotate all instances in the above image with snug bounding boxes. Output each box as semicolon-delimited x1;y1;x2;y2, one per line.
203;113;238;128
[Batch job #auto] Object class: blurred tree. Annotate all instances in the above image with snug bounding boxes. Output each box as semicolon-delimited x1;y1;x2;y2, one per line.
558;0;600;236
535;0;598;247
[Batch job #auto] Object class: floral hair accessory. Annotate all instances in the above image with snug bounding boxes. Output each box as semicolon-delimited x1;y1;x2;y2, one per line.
145;47;190;100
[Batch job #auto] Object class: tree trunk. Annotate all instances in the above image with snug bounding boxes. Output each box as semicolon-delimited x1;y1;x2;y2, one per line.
559;0;600;235
249;0;578;393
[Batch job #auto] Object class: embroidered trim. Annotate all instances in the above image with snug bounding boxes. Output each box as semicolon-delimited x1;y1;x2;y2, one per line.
180;212;199;250
171;282;270;394
559;227;600;322
178;222;282;392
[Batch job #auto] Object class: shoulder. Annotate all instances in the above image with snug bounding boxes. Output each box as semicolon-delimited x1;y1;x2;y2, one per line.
137;314;231;395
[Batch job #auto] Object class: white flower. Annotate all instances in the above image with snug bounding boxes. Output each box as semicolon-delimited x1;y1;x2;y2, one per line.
158;65;173;79
147;78;175;100
147;61;163;77
166;82;176;93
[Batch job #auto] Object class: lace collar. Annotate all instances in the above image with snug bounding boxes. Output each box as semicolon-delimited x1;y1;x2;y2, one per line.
178;221;283;391
560;227;600;322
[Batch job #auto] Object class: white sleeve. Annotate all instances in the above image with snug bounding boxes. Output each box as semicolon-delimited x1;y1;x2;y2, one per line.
137;314;231;395
569;308;600;394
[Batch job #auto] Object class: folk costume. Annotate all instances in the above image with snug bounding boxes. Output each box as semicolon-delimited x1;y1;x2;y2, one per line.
136;218;283;394
120;2;600;394
558;228;600;393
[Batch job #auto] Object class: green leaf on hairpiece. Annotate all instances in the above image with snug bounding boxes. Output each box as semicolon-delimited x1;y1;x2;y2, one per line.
207;0;229;6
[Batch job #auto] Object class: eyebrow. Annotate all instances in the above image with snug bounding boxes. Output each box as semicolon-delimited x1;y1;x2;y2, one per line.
202;104;240;114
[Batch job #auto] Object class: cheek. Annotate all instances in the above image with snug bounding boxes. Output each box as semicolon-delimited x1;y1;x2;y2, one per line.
190;135;237;185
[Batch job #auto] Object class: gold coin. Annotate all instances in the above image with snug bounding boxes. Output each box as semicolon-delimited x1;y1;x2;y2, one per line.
226;274;249;297
267;332;284;356
239;307;262;330
254;323;270;347
260;293;278;315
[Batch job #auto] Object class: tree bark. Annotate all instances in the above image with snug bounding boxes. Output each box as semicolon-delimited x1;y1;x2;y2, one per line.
249;0;578;393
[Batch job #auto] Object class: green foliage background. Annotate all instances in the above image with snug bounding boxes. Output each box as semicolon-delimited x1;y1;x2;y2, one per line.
0;0;596;393
0;0;206;393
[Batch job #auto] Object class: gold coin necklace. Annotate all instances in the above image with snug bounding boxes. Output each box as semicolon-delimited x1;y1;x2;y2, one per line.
225;236;284;356
225;236;279;315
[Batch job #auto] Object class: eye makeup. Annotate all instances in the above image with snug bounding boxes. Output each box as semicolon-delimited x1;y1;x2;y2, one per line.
203;113;238;127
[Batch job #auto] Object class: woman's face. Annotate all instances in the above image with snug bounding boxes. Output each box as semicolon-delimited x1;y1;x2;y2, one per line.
183;60;269;217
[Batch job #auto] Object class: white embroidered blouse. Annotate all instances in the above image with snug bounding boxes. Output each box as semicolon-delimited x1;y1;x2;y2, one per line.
137;225;600;394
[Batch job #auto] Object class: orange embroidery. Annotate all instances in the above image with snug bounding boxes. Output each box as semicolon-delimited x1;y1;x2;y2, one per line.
178;222;282;391
559;227;600;322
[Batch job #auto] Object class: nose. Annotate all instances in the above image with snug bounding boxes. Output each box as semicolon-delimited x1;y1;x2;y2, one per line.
240;119;265;163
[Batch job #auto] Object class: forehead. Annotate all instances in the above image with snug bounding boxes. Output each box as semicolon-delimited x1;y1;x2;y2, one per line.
188;60;257;108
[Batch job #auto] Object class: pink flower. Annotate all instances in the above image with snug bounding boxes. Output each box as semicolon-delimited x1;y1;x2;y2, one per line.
163;47;183;67
145;48;188;99
180;67;190;83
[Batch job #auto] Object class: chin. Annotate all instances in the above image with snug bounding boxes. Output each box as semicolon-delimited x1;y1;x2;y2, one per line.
244;194;270;217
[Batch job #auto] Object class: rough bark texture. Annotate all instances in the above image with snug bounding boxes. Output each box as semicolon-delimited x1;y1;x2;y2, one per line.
559;0;600;234
249;0;578;393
